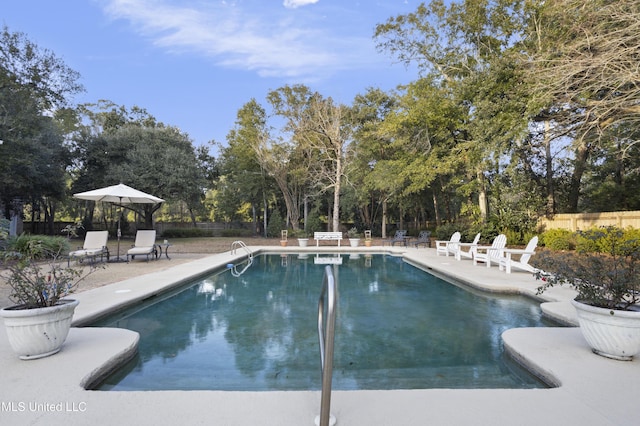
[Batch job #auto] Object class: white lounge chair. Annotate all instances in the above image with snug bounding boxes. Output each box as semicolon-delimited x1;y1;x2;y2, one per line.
499;236;539;273
435;232;461;256
472;234;507;268
68;230;109;265
454;232;481;261
127;230;157;262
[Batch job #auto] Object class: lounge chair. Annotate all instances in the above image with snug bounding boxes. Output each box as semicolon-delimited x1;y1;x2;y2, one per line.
413;231;431;248
68;230;109;266
127;230;157;262
472;234;507;267
383;230;408;246
499;236;539;273
435;231;461;256
454;232;481;261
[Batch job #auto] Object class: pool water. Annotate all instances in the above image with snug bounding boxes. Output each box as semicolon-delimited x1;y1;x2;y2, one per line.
95;253;555;391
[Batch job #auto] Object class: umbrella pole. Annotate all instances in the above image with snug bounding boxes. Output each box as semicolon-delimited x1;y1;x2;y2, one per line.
117;217;122;260
111;200;126;262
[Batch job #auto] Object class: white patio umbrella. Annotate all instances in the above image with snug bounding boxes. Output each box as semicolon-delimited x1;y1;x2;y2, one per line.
73;183;164;261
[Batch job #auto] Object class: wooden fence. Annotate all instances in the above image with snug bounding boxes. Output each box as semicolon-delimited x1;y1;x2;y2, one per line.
538;211;640;232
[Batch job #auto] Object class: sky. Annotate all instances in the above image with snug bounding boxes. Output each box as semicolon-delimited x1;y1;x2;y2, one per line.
2;0;420;153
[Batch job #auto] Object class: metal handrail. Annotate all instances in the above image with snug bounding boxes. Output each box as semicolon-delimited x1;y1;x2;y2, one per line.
230;240;253;259
317;265;337;426
230;241;254;277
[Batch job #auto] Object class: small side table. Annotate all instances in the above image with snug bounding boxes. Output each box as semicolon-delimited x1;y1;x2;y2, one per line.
155;243;172;260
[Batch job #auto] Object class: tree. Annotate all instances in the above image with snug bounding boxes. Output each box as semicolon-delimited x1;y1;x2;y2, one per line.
219;99;275;233
72;104;207;228
0;26;83;230
0;26;82;111
374;1;532;223
349;88;398;233
529;0;640;212
262;86;316;231
532;0;640;142
296;94;352;232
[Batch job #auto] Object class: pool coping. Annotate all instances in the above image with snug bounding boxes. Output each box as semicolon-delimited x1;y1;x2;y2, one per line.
1;246;638;425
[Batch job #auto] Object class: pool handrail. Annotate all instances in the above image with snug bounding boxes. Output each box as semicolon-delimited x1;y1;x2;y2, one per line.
317;265;337;426
230;241;254;277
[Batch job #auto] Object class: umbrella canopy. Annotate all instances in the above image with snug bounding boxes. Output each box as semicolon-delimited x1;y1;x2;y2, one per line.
73;183;164;204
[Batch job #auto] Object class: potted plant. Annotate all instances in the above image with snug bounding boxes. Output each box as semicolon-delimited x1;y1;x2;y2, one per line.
0;238;100;360
347;227;360;247
532;227;640;360
280;230;288;247
292;230;309;247
364;230;373;247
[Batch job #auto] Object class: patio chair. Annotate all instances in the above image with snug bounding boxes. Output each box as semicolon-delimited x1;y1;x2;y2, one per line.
499;236;539;273
472;234;507;267
127;230;157;262
435;231;461;256
383;230;408;246
413;231;431;248
454;232;481;261
68;230;109;266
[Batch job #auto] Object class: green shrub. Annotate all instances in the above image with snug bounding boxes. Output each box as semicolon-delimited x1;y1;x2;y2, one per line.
575;228;604;253
267;210;285;238
503;228;524;245
434;223;460;240
6;234;69;259
576;226;640;255
220;229;254;237
540;228;575;251
161;228;212;238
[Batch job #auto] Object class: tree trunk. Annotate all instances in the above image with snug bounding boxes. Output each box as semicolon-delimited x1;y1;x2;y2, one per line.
567;140;591;212
544;121;555;216
263;198;268;238
477;169;488;222
303;195;308;232
382;200;388;238
332;157;341;232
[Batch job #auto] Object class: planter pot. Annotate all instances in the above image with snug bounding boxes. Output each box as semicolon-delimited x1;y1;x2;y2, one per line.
298;238;309;247
349;238;360;247
280;240;288;247
571;299;640;361
364;240;372;247
0;299;79;360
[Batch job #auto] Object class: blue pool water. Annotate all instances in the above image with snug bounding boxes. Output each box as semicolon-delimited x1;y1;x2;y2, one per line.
95;253;556;391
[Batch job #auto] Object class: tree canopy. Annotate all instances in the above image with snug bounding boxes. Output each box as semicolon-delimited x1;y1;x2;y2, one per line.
3;1;640;241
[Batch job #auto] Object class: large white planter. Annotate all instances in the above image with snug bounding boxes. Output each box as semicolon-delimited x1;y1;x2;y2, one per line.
0;299;79;360
298;238;309;247
572;299;640;361
349;238;360;247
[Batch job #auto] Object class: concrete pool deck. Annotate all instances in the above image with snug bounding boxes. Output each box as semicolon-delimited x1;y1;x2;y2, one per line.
1;246;638;425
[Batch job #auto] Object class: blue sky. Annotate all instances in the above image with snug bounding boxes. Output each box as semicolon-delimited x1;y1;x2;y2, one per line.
3;0;419;153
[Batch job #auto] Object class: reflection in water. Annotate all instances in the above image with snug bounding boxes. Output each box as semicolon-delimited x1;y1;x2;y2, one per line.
96;254;556;391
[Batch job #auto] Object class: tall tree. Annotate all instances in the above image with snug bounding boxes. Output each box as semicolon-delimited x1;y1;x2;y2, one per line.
220;99;275;233
0;26;83;229
73;105;206;228
375;1;533;223
530;0;640;212
264;85;317;231
297;94;352;232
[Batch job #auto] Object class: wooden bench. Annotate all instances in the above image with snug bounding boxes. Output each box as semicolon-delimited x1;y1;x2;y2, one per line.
314;231;343;247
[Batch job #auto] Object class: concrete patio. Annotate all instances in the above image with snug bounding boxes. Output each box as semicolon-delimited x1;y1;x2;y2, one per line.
1;246;638;425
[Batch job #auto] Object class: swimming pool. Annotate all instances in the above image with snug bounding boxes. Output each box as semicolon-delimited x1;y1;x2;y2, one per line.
95;253;556;391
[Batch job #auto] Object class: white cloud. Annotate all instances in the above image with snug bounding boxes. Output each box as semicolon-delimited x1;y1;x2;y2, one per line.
283;0;319;9
100;0;371;80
